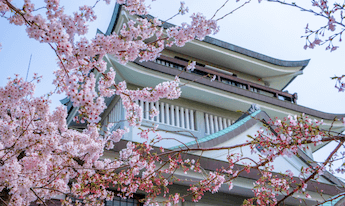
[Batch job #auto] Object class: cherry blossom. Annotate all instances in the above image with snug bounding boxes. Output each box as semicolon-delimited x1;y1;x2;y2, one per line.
0;0;344;205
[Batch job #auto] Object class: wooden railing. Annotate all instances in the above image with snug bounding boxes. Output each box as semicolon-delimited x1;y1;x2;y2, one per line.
204;112;234;135
104;99;122;128
136;100;197;131
104;100;239;136
155;56;297;103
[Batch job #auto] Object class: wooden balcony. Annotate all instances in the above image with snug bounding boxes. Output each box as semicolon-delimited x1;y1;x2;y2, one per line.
154;55;297;104
104;99;236;139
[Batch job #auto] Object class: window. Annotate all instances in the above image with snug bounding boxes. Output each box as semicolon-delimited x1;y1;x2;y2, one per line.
105;194;144;206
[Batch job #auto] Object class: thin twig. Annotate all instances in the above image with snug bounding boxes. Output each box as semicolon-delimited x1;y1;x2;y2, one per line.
33;6;47;12
216;0;251;21
211;0;229;20
314;192;345;206
158;142;252;157
164;13;180;24
267;0;345;28
30;188;48;206
276;140;345;205
92;0;101;8
160;138;190;150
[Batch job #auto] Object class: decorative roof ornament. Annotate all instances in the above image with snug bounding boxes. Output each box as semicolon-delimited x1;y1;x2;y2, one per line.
248;104;261;114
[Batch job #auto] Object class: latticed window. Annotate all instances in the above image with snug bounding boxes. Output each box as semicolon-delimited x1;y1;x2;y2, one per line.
105;194;144;206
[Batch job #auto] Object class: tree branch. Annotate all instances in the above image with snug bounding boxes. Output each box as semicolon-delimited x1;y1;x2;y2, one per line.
276;140;345;205
30;188;48;206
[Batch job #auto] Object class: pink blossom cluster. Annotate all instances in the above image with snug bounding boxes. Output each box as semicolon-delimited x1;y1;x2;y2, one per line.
179;2;189;15
149;106;159;119
68;140;209;205
119;77;181;126
250;174;278;205
296;0;345;51
186;61;196;71
0;77;106;205
334;75;345;92
167;13;219;47
186;171;225;203
117;0;148;15
251;114;325;162
104;127;129;149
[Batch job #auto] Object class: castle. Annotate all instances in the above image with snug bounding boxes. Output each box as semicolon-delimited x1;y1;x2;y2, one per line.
60;4;345;205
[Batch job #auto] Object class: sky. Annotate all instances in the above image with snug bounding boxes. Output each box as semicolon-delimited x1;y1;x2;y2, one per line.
0;1;345;174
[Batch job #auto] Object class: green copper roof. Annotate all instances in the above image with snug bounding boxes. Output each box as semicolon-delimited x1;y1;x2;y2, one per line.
319;193;344;206
169;110;261;150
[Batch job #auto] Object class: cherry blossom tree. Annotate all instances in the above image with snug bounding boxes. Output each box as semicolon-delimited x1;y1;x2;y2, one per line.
0;0;345;205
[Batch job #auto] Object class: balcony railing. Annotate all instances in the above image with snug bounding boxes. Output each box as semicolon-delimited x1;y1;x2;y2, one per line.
136;100;197;131
103;99;122;130
105;99;237;138
154;56;297;103
131;100;237;136
204;112;234;135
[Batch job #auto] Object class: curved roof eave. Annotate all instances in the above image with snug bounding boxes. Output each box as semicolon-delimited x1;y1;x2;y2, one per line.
200;36;310;68
104;4;310;69
281;64;308;90
105;3;122;36
134;60;345;120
